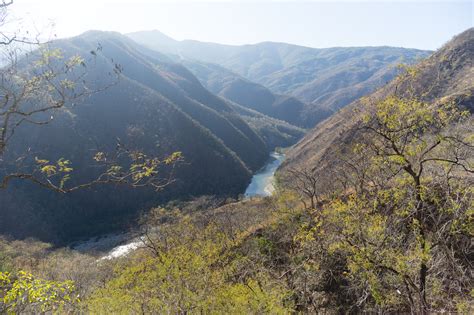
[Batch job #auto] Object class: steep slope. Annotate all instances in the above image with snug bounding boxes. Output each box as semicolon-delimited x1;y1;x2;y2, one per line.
182;60;320;127
281;28;474;174
68;31;268;171
229;102;306;149
0;31;271;243
128;30;430;127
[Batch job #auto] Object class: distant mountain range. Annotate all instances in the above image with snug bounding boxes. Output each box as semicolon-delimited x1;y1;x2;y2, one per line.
281;28;474;175
128;30;430;127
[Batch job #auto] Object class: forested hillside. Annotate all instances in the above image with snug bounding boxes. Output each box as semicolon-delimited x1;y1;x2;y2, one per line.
282;28;474;174
92;28;472;313
129;30;430;127
0;0;471;310
0;31;303;243
181;60;318;127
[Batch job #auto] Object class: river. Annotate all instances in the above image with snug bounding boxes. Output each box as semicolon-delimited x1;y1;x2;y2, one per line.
245;151;285;197
74;151;284;259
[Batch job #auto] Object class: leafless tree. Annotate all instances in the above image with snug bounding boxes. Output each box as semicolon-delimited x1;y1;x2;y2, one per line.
286;167;319;210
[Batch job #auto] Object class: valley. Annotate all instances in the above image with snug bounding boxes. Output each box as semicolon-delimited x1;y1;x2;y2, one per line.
0;1;472;312
74;151;286;259
0;29;427;244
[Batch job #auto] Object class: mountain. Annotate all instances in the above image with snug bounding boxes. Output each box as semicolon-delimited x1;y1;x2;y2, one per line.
227;101;306;149
180;60;319;127
182;60;306;146
128;30;430;127
281;28;474;174
0;31;299;243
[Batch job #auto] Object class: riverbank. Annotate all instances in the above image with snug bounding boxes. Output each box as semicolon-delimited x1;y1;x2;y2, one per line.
74;151;285;259
245;151;285;197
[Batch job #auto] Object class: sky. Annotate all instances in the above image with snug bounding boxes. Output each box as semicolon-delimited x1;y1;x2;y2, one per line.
8;0;474;50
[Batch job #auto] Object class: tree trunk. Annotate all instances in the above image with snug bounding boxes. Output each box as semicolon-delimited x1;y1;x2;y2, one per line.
413;175;429;314
419;259;428;314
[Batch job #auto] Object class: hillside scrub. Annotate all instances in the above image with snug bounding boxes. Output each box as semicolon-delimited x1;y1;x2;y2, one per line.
0;34;472;314
0;89;472;313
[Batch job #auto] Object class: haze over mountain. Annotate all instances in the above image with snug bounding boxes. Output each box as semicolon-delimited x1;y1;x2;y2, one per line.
128;30;431;127
281;28;474;175
0;31;305;243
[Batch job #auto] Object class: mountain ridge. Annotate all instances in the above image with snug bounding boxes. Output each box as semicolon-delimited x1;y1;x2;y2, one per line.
281;28;474;175
128;30;430;127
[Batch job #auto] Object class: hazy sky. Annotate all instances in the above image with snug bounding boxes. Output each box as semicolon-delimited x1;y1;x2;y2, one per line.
9;0;473;50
